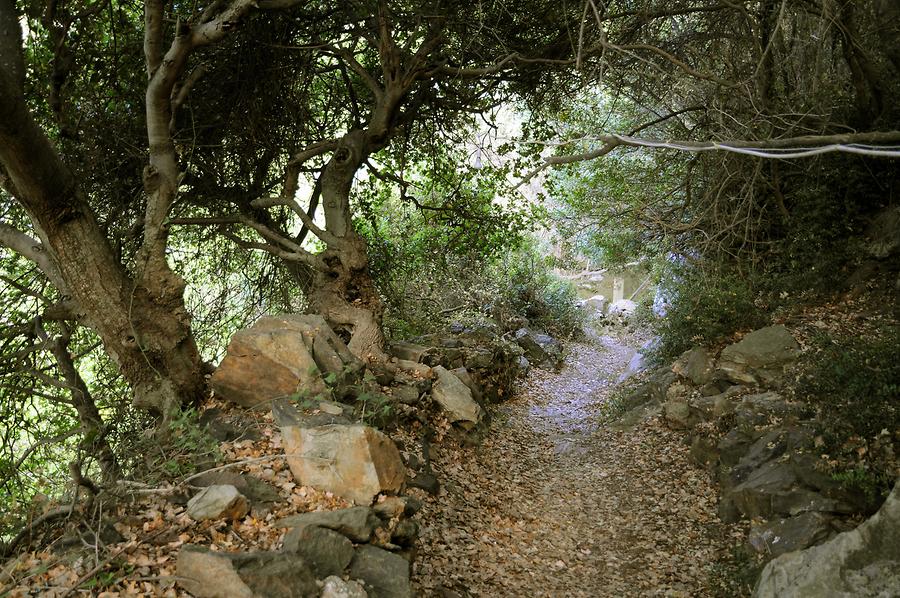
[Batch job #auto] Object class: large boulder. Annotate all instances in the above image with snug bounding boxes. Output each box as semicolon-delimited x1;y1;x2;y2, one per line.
717;326;799;385
176;546;318;598
280;424;405;505
754;479;900;597
514;328;562;368
211;314;363;408
673;347;715;386
431;366;484;429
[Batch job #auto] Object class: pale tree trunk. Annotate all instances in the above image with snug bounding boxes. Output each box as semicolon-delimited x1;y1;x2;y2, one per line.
307;131;389;363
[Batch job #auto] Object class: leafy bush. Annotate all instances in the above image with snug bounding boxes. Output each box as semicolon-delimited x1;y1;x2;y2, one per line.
490;248;585;339
650;265;767;364
792;327;900;501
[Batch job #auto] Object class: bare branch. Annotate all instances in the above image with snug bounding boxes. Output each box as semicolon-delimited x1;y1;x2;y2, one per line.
549;130;900;164
0;222;66;290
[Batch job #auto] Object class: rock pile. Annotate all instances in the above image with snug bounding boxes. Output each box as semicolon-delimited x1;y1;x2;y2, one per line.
621;324;891;584
180;313;559;597
178;500;421;597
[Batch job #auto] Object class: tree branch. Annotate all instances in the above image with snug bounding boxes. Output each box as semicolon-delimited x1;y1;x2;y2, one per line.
0;222;67;291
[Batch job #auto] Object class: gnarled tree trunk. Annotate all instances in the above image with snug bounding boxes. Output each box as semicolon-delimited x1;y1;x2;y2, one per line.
0;2;204;413
306;131;388;363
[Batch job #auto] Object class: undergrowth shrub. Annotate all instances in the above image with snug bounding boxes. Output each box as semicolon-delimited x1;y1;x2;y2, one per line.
650;265;767;365
792;327;900;502
490;250;585;338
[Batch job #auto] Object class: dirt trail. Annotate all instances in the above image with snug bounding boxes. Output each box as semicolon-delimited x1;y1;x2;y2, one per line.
413;332;735;597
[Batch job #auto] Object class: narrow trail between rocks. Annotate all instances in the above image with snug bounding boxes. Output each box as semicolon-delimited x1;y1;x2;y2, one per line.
414;332;734;597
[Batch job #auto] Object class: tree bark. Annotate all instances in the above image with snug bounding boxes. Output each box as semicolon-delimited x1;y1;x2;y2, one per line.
306;131;388;363
0;2;204;414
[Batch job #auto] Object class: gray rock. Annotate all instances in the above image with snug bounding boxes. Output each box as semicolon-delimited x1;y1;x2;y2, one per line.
388;341;433;363
748;512;836;558
663;399;696;430
608;299;636;316
392;384;421;405
450;367;484;402
321;576;368;598
187;484;250;521
718;326;799;385
431;366;483;429
191;471;281;508
408;471;440;495
282;525;353;577
513;328;562;368
349;545;412;598
729;460;853;520
622;369;677;410
517;356;531;374
462;349;493;370
673;347;715;386
176;545;317;598
585;294;608;313
754;479;900;597
278;506;381;542
718;427;757;468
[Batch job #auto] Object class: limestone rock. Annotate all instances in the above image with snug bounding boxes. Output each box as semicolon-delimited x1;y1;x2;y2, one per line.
211;314;363;408
187;485;250;521
754;479;900;597
176;545;317;598
431;366;483;429
748;512;836;558
321;576;368;598
280;424;405;505
608;299;637;316
718;325;799;385
278;506;381;542
282;525;354;577
673;347;715;386
349;545;412;598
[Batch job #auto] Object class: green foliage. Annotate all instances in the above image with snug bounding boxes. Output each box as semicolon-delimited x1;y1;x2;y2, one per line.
831;466;895;505
356;392;395;429
650;265;767;365
793;327;899;501
490;247;586;338
139;408;221;481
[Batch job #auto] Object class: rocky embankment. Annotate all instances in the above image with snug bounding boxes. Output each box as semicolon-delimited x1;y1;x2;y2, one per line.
620;324;899;596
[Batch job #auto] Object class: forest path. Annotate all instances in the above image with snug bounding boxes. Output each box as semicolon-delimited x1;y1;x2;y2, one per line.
413;331;733;597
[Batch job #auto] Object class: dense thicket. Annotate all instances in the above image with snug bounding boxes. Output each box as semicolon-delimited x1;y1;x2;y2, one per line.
544;0;900;359
2;0;899;546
